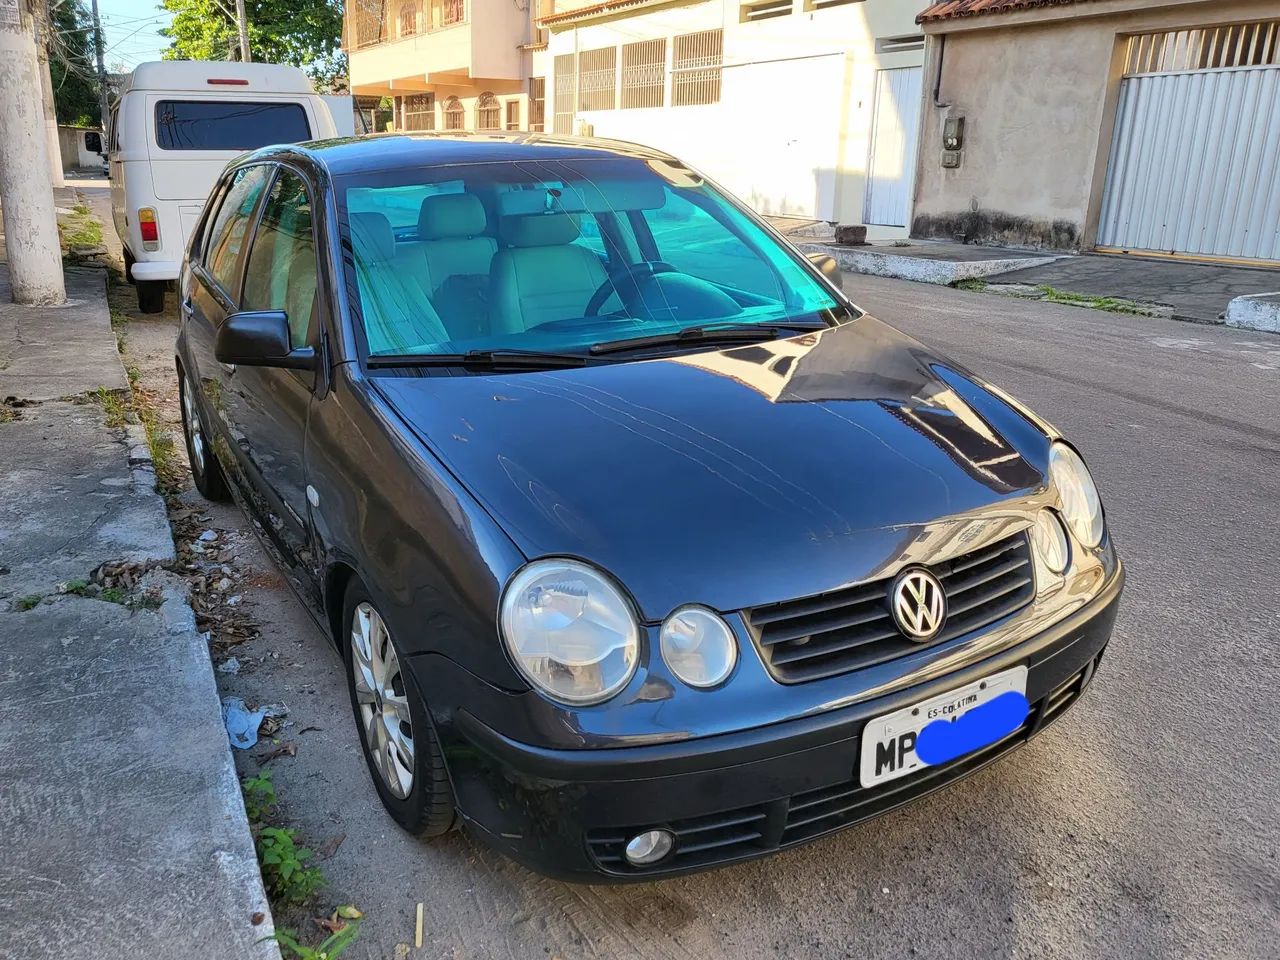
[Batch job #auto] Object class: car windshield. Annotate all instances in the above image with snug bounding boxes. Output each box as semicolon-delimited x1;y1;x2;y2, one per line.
335;155;852;361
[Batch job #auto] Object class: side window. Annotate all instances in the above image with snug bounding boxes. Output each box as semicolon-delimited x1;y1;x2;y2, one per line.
108;105;120;152
241;170;318;349
203;165;271;294
640;189;782;300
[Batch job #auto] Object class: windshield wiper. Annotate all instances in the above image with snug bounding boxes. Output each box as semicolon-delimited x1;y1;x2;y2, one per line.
588;322;825;356
368;349;595;370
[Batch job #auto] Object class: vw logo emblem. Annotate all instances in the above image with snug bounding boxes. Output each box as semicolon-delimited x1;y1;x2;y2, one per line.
890;568;947;642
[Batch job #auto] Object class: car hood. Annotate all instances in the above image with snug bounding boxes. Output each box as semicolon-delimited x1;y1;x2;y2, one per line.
374;316;1052;619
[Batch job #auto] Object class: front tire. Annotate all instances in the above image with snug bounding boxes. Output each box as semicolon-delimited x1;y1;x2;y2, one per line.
137;279;165;314
179;367;229;501
343;578;456;838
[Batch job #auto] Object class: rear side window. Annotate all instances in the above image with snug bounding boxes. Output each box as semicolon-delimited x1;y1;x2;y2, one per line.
203;165;272;293
154;100;311;151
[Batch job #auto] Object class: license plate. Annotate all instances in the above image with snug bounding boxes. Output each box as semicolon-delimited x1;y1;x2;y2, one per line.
858;665;1028;788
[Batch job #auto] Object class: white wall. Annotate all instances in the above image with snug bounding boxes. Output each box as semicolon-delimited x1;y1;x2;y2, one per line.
536;0;927;230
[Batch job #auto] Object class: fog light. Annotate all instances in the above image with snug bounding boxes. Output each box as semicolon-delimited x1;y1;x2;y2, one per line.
624;829;674;866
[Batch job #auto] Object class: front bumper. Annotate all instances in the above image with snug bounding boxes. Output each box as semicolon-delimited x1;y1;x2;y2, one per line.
439;563;1124;882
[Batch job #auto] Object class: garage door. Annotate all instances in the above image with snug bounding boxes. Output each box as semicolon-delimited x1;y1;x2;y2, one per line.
1096;22;1280;264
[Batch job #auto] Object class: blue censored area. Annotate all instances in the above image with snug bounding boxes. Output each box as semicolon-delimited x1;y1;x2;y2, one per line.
915;691;1031;767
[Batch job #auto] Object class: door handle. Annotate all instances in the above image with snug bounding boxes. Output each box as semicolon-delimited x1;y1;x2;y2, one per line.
181;298;194;316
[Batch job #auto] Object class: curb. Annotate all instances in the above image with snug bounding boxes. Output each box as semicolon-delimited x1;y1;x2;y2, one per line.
798;241;1064;286
1224;291;1280;334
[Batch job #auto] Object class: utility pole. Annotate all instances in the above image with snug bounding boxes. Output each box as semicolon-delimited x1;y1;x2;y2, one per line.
35;0;65;187
234;0;251;62
89;0;109;143
0;0;67;304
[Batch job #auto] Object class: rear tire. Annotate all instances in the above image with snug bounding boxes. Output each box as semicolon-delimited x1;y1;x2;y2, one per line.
179;367;229;501
137;280;165;314
123;248;136;285
343;577;456;838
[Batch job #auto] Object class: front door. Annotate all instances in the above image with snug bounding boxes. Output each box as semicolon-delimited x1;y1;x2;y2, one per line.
864;66;924;228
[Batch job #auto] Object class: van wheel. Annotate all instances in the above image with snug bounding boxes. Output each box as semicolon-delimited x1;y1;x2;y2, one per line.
137;280;165;314
123;248;136;285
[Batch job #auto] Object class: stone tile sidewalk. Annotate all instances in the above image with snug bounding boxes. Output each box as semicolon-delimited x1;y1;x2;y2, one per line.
0;266;279;960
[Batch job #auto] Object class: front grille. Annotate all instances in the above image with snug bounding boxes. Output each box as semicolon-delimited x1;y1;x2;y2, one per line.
586;656;1099;876
586;804;769;875
746;531;1037;683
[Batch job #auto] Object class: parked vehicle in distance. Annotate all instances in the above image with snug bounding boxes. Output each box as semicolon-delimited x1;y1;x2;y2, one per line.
108;61;338;314
177;133;1124;882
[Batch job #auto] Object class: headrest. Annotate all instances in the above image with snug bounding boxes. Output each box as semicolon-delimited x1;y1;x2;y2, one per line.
418;193;487;241
349;212;395;263
499;213;581;248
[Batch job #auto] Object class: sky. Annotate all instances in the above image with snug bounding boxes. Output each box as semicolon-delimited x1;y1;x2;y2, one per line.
95;0;173;72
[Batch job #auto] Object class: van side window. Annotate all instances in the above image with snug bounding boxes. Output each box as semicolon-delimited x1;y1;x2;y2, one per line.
203;166;271;294
241;169;318;349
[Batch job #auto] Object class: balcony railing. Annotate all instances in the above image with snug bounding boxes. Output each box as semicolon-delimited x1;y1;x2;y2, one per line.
347;0;467;51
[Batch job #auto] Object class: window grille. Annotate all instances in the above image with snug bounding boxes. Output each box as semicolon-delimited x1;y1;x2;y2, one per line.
401;93;434;130
1125;21;1280;75
349;0;387;49
398;0;419;37
741;0;790;22
553;53;575;134
443;96;465;130
476;92;500;130
505;100;520;130
431;0;465;28
529;76;545;131
578;46;617;112
621;39;665;109
672;29;722;106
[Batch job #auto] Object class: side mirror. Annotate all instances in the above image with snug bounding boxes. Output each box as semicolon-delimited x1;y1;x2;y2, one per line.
215;310;315;370
806;251;843;289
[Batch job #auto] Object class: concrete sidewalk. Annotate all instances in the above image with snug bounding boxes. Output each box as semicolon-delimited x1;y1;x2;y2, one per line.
0;267;279;959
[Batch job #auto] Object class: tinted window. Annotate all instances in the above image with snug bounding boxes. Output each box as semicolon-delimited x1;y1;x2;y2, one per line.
85;131;102;154
203;165;271;293
154;101;311;151
242;169;317;348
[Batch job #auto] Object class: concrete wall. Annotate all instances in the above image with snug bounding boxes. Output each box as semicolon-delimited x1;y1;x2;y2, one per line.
534;0;928;235
57;126;103;173
912;0;1278;250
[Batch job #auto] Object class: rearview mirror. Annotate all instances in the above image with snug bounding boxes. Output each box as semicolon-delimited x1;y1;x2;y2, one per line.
806;251;843;289
215;310;314;370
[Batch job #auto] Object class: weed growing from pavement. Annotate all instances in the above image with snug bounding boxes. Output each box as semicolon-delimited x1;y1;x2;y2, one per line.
1034;285;1155;315
92;387;129;428
265;923;361;960
14;595;43;611
242;770;277;822
954;278;988;292
257;826;326;905
58;202;104;253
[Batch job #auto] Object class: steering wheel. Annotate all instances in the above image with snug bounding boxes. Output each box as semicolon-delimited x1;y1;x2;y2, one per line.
584;261;677;317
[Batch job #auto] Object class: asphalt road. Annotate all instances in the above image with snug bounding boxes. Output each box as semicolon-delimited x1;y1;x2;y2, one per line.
92;179;1278;960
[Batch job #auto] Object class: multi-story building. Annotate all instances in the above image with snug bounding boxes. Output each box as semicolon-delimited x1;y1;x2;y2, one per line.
343;0;544;133
343;0;930;237
529;0;930;237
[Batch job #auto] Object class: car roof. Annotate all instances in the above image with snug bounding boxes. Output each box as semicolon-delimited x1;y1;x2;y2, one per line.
245;132;686;179
120;61;315;95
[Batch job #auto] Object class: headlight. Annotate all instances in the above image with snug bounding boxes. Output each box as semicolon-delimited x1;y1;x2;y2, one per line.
499;559;639;705
1049;443;1105;548
1030;508;1070;574
660;605;737;688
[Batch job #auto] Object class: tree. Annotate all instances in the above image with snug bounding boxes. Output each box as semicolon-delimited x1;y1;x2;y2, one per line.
159;0;347;90
46;0;102;126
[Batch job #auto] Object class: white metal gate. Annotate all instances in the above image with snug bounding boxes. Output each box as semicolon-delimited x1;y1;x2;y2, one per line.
1097;23;1280;263
864;66;923;228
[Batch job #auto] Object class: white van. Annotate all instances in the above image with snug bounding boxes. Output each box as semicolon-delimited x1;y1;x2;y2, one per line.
108;61;338;312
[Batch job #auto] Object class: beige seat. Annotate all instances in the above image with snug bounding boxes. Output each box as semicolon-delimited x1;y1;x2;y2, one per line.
488;214;608;335
414;194;497;339
349;211;448;354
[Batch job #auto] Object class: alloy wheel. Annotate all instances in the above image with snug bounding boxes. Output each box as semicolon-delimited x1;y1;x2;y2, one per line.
181;373;205;475
350;602;415;799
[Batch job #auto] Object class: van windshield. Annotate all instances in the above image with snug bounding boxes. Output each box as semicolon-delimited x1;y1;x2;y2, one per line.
154;101;311;151
336;156;852;360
